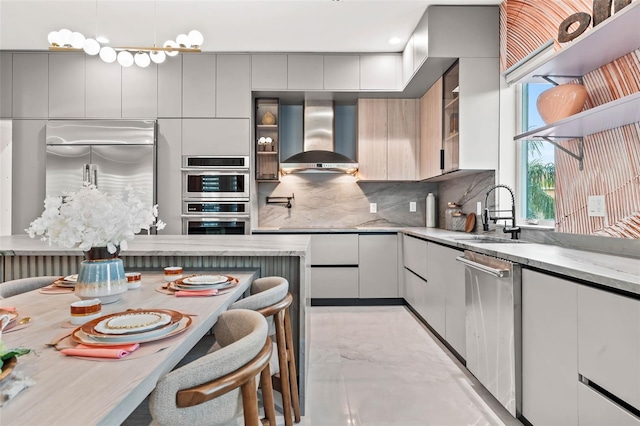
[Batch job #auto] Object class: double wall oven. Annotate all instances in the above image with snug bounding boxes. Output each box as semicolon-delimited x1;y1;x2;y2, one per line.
181;156;250;235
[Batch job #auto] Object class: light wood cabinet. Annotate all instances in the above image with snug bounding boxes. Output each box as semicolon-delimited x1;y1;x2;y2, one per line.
85;56;121;118
182;55;216;118
12;54;48;118
522;269;578;426
49;53;85;118
419;78;442;180
358;234;398;298
323;55;359;91
357;98;418;181
122;64;158;118
251;54;287;90
255;98;280;181
287;55;323;90
578;285;640;410
387;99;418;180
216;54;251;118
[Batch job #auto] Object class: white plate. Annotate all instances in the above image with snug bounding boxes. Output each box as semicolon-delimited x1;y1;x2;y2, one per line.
171;281;236;291
94;312;172;335
64;274;78;283
72;317;191;346
183;275;228;285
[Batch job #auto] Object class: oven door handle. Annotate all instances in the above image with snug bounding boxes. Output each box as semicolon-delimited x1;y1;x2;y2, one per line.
181;168;249;174
181;215;250;220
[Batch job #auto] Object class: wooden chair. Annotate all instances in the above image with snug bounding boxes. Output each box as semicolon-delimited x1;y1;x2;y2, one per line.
0;276;60;298
149;309;277;426
230;277;301;425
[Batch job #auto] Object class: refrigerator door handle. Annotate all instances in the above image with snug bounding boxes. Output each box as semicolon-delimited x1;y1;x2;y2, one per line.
83;164;90;185
91;164;98;187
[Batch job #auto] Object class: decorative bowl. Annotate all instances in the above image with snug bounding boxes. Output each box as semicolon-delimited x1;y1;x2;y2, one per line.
536;83;588;125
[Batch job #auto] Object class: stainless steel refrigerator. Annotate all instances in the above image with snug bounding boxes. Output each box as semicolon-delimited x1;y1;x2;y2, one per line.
45;120;156;208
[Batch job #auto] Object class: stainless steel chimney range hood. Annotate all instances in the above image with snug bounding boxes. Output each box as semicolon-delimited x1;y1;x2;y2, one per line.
280;100;358;175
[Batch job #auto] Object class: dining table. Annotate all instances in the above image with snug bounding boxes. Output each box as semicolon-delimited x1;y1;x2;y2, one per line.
0;269;258;426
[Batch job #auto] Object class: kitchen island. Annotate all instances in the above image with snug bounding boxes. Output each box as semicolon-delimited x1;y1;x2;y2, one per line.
0;234;312;414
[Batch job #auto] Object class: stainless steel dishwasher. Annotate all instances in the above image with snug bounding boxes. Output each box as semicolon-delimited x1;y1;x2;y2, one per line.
456;250;522;417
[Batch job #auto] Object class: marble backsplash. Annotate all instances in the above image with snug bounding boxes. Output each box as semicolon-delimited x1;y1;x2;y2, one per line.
257;171;496;229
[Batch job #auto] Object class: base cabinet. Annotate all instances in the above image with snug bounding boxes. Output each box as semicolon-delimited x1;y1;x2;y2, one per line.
358;234;398;298
311;267;359;299
522;269;578;426
578;383;640;426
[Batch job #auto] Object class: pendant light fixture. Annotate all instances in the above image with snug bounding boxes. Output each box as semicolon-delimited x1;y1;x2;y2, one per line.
47;1;203;67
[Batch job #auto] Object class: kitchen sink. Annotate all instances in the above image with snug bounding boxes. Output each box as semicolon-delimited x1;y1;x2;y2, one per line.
453;236;529;244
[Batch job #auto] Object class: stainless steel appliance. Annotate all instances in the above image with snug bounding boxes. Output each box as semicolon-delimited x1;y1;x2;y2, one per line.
456;250;522;417
45;120;156;208
181;200;250;235
181;156;250;201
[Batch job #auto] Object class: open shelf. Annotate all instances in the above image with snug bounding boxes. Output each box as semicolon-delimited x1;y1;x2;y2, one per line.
257;151;278;155
445;132;459;141
503;1;640;84
444;97;459;109
514;91;640;140
256;124;278;129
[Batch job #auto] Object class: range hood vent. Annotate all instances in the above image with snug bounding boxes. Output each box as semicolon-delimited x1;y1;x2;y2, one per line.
280;100;358;175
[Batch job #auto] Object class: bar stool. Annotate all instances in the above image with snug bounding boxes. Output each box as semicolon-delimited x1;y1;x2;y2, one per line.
230;276;301;425
149;309;276;426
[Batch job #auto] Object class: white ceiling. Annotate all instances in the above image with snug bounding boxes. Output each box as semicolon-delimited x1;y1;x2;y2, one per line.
0;0;501;53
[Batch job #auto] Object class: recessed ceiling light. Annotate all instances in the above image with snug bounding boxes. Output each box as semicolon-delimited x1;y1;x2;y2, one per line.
388;37;402;45
96;36;109;44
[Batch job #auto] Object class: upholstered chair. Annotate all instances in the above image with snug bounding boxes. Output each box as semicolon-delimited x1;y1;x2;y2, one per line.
149;309;276;426
229;276;301;425
0;276;61;298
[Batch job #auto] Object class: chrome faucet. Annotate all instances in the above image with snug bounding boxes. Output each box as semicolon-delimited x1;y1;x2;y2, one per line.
482;184;521;240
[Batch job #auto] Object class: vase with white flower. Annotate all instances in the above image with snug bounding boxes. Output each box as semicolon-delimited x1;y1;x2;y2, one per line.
26;185;165;304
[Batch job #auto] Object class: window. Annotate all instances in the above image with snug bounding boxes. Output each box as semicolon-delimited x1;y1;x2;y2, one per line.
520;83;556;225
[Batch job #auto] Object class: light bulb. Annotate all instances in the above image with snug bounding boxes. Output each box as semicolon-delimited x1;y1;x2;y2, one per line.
59;28;72;46
176;34;191;48
134;52;150;68
188;30;203;46
47;31;60;46
150;50;166;64
163;40;179;57
70;32;85;49
83;38;100;55
99;46;117;63
117;50;134;67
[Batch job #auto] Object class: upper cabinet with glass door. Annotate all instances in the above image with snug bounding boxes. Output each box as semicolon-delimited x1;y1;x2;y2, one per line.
442;62;459;173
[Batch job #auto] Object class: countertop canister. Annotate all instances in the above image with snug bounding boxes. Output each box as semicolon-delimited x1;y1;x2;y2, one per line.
426;193;436;228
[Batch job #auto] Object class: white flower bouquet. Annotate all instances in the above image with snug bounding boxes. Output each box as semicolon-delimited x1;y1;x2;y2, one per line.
26;185;165;254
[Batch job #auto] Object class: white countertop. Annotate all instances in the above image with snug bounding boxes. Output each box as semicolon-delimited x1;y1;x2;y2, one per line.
0;234;311;257
402;228;640;295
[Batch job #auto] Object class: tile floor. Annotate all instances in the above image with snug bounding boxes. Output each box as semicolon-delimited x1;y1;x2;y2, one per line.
300;305;523;426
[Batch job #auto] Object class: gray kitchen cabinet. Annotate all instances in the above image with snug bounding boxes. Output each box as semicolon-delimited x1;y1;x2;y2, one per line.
310;234;359;299
12;54;48;118
402;234;428;280
85;56;121;118
216;54;251;118
0;53;12;118
323;55;359;91
251;54;287;90
522;269;578;426
311;267;359;299
287;55;323;90
358;234;398;298
183;54;216;118
182;119;250;156
157;56;182;118
122;64;158;118
421;246;445;337
12;120;46;234
404;269;428;317
578;382;640;426
401;35;415;86
578;285;640;410
429;243;465;358
412;13;428;70
359;54;400;91
156;119;182;235
49;53;85;118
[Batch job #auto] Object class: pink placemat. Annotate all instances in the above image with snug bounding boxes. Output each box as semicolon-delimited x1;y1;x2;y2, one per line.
38;284;73;295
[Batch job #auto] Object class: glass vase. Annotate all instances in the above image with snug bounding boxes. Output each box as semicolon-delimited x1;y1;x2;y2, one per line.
75;246;128;304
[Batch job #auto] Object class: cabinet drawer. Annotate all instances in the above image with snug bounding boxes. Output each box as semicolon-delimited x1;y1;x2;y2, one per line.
402;234;428;280
578;383;640;426
578;285;640;409
311;267;358;299
310;234;358;265
358;234;398;298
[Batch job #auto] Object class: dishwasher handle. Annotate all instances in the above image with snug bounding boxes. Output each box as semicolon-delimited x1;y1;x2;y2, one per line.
455;256;510;278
